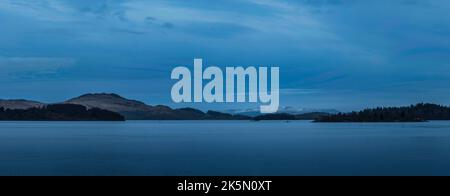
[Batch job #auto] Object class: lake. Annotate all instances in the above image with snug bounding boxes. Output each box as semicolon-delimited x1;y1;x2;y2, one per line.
1;120;450;176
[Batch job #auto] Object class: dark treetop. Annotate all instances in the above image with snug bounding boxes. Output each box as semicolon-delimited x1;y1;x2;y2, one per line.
315;103;450;122
0;104;125;121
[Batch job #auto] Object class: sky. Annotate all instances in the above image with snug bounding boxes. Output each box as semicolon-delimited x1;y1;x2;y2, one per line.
1;0;450;111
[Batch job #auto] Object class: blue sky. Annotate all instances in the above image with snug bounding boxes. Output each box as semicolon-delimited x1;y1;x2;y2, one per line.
1;0;450;111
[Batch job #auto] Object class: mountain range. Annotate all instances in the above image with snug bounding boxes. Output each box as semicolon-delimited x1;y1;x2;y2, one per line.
0;93;332;120
0;93;291;120
4;93;447;122
65;93;255;120
226;106;339;117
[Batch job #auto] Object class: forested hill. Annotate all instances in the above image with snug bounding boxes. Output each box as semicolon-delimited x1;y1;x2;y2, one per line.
315;103;450;122
0;104;125;121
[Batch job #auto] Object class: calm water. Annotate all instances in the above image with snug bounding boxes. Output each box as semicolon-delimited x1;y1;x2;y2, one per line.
1;120;450;176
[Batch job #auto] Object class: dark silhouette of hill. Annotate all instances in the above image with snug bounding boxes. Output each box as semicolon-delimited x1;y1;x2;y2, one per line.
0;93;334;121
254;113;297;121
232;108;339;117
315;103;450;122
0;99;45;109
253;112;331;121
65;93;251;120
205;110;252;120
0;104;124;121
65;93;157;119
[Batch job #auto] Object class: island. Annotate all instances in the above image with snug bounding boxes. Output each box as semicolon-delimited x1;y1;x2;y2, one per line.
315;103;450;122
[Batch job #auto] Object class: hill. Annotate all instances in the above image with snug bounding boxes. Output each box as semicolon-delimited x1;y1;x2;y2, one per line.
0;104;124;121
315;103;450;122
253;112;331;121
0;99;45;110
228;107;339;117
65;93;249;120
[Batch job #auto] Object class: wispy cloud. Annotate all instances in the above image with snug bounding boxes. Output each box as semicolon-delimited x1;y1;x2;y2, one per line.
1;0;450;108
0;57;75;79
0;0;75;22
280;88;322;95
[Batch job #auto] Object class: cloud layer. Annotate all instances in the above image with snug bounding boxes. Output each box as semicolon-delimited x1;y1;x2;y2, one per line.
0;0;450;109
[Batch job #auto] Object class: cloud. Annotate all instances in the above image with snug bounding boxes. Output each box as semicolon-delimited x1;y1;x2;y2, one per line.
182;21;254;38
0;0;75;22
0;57;75;79
109;27;146;35
1;0;450;109
0;0;337;42
280;88;322;95
161;22;175;29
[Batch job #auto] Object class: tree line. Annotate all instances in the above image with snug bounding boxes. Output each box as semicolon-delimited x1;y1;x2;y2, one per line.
315;103;450;122
0;104;125;121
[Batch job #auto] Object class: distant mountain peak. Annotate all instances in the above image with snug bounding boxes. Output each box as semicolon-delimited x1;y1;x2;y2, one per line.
75;93;125;99
68;93;148;106
65;93;154;117
225;106;340;117
177;107;204;114
0;99;45;110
